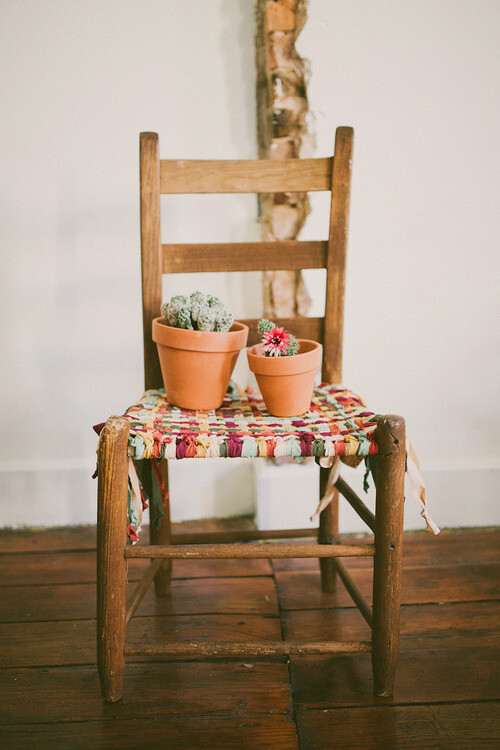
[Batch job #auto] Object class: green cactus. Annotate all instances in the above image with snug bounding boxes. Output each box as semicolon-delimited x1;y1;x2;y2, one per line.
190;291;206;304
286;336;299;355
161;294;189;328
177;305;194;330
257;319;274;335
161;291;233;332
215;310;234;332
197;308;217;331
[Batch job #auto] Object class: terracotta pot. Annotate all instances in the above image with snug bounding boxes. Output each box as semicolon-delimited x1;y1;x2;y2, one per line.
152;318;249;411
247;339;322;417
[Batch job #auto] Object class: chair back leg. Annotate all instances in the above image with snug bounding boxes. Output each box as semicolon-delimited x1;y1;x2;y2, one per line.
371;415;406;697
97;416;129;702
318;466;339;592
150;459;173;595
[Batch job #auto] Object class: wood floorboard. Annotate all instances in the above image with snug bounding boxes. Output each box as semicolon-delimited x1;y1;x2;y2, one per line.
283;601;500;651
275;563;500;610
295;702;500;750
132;576;279;617
0;714;300;750
272;528;500;571
290;647;500;708
0;614;283;668
3;601;497;669
0;524;498;748
0;517;256;555
0;550;272;586
0;662;292;725
0;526;97;554
0;576;279;623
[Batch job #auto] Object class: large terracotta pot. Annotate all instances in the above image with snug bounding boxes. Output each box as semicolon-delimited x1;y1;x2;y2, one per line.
247;339;322;417
153;318;249;411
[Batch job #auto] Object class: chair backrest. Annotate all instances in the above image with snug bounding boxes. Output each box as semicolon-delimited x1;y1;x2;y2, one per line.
140;126;353;391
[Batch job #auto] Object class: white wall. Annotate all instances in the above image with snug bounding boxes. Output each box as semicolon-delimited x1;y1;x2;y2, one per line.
0;0;498;531
297;0;500;530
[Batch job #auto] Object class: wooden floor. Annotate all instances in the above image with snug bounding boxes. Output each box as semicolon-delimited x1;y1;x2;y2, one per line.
0;522;498;749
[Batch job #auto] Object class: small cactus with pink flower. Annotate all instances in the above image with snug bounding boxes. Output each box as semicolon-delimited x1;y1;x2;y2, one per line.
258;319;299;357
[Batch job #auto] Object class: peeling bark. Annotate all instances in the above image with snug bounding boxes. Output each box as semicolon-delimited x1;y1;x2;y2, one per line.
255;0;314;317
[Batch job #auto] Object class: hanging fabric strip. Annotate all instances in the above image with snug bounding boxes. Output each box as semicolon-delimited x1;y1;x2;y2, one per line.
311;440;439;534
127;458;143;544
406;437;440;534
310;456;341;520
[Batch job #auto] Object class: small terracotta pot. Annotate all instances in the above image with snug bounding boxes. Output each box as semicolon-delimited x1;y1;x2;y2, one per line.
247;339;322;417
152;318;249;411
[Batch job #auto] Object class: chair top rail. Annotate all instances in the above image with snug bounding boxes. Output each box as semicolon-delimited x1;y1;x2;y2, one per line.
160;157;333;194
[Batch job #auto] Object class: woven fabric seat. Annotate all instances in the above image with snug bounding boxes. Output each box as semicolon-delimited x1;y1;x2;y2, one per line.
124;384;379;463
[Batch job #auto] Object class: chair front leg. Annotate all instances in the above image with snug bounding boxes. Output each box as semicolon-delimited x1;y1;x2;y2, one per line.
318;466;339;592
371;414;406;697
97;416;129;702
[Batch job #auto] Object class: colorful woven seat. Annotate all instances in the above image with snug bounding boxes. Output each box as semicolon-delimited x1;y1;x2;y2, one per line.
124;384;379;463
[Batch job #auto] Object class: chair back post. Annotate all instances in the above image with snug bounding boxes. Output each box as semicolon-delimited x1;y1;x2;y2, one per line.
140;128;353;388
323;126;354;384
140;132;163;390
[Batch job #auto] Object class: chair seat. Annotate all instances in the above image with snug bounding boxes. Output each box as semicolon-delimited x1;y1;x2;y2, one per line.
123;383;379;463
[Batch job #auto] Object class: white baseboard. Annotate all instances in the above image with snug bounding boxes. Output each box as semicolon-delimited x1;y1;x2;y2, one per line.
0;458;498;531
0;464;98;528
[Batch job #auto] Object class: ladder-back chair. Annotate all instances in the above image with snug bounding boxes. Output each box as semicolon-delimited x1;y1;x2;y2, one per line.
97;127;406;702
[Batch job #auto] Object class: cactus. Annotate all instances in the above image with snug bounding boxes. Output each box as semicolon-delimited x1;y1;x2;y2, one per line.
177;305;194;330
215;310;234;332
197;308;217;332
258;318;298;357
161;294;188;328
161;292;234;333
257;319;275;336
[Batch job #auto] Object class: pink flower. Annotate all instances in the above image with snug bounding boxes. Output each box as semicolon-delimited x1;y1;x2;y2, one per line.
262;326;291;357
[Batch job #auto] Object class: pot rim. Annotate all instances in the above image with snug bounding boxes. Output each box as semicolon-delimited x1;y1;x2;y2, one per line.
152;317;249;353
247;339;322;376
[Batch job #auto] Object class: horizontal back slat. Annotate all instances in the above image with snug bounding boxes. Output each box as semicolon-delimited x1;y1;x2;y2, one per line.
162;241;327;274
160;157;332;194
240;317;324;348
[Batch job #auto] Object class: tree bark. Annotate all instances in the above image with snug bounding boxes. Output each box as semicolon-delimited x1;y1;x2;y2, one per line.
255;0;313;318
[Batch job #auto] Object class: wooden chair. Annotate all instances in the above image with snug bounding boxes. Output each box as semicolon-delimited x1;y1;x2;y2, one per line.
97;127;406;702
